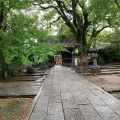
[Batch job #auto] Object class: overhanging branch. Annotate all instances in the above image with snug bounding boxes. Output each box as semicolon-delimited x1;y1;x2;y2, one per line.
60;1;72;14
92;26;111;37
33;1;76;34
47;16;61;28
33;2;62;16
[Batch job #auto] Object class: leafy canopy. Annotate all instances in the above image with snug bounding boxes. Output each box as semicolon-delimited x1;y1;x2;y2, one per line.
0;0;65;66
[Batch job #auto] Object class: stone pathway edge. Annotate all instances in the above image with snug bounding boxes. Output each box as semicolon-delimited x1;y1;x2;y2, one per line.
24;83;43;120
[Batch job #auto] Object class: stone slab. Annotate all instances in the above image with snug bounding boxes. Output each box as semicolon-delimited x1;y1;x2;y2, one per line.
47;103;64;120
0;86;41;97
30;111;47;120
64;108;85;120
62;99;78;109
79;104;103;120
0;81;41;97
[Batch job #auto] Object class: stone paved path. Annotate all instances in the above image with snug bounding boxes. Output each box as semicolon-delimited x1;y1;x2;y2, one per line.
25;65;120;120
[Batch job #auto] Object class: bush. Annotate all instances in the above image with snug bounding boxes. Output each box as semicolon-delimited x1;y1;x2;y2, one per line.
98;46;120;63
7;69;15;77
98;57;105;65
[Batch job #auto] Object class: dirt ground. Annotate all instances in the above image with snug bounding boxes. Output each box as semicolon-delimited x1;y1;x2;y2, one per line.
85;74;120;99
0;98;33;120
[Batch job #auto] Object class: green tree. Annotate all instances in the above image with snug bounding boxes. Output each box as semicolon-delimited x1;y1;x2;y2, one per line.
0;15;39;78
0;0;32;79
25;28;66;65
33;0;119;65
90;29;120;47
27;42;65;65
0;1;63;79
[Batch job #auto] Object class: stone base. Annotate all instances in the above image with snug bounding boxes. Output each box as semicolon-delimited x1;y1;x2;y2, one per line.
74;65;101;73
26;66;34;74
39;62;48;69
75;66;89;73
88;65;101;73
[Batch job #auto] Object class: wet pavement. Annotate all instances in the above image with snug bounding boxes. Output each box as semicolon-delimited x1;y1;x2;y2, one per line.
25;65;120;120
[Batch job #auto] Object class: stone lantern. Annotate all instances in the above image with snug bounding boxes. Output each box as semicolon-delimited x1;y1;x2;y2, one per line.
71;50;79;67
89;45;101;73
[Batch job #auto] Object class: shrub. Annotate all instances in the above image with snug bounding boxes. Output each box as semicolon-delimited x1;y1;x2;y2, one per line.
98;57;105;65
98;46;120;63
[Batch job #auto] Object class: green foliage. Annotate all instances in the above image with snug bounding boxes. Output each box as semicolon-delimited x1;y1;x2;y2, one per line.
88;29;120;48
89;0;116;11
0;0;66;70
0;12;39;64
56;22;74;40
1;0;31;10
27;42;66;64
89;0;119;31
89;0;118;19
35;0;120;59
43;9;57;20
1;0;119;68
98;45;120;63
36;29;59;42
97;57;105;65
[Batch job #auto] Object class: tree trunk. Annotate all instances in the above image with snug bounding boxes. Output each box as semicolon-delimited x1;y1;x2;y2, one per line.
77;40;88;66
76;29;88;66
1;59;8;79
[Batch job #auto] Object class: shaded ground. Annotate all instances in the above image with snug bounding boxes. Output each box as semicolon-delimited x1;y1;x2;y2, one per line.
0;98;33;120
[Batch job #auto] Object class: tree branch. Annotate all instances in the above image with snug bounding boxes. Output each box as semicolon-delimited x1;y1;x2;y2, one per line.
114;0;120;11
55;0;76;34
78;1;84;9
92;26;111;37
72;0;77;28
33;1;76;34
33;2;63;17
46;16;61;28
60;1;72;14
0;2;4;29
78;1;89;29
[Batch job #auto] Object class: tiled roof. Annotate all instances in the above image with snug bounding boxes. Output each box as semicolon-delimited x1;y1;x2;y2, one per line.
41;36;77;49
60;36;77;48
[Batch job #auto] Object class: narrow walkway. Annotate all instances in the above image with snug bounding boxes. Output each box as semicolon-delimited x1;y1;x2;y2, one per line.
25;65;120;120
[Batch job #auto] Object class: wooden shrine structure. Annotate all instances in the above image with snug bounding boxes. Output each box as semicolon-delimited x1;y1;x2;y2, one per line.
49;36;77;66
